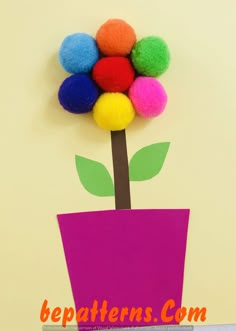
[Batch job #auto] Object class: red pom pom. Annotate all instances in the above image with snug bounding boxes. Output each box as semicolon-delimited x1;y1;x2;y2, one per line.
92;57;135;92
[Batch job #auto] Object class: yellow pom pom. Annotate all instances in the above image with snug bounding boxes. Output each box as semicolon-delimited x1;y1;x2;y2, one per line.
93;93;135;131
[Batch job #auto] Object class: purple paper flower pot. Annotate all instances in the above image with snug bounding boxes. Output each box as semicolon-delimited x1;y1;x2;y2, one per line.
58;209;190;329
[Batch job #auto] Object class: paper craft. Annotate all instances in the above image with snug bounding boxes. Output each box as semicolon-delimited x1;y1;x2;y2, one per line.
55;18;190;330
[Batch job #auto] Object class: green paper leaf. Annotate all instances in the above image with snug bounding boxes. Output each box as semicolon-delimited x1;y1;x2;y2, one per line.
129;142;170;181
75;155;114;197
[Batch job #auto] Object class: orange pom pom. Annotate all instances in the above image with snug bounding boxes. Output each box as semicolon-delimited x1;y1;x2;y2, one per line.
96;19;136;56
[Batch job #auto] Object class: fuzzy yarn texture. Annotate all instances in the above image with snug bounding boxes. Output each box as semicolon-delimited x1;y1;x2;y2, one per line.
92;57;135;92
93;93;135;131
129;77;168;118
96;19;136;56
59;33;99;74
131;36;170;77
58;74;99;114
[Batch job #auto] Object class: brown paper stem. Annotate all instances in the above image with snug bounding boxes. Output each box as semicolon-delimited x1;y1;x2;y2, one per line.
111;130;131;210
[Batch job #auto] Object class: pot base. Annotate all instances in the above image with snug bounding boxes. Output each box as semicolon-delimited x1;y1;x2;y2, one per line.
58;209;190;330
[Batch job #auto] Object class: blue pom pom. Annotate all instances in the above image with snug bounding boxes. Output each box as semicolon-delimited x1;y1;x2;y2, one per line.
59;33;99;74
58;74;99;114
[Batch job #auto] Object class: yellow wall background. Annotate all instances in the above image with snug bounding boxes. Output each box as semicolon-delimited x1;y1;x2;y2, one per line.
1;0;236;330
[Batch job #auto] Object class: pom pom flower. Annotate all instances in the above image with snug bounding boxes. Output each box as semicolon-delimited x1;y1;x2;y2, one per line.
58;18;170;128
57;19;171;209
55;22;190;331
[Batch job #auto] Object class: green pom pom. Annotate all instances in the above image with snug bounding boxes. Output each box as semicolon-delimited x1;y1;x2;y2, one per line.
131;36;170;77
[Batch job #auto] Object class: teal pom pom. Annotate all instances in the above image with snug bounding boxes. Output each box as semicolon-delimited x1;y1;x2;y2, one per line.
59;33;99;74
131;36;170;77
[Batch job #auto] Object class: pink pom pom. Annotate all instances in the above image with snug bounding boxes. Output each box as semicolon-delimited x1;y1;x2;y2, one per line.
129;77;168;118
